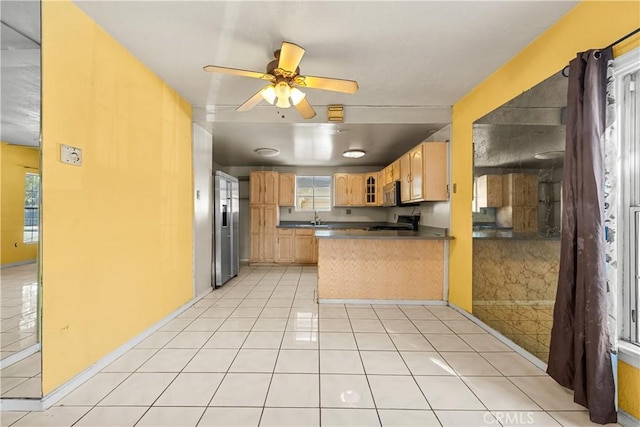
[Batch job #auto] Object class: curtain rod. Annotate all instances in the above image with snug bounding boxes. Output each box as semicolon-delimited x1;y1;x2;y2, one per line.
562;27;640;77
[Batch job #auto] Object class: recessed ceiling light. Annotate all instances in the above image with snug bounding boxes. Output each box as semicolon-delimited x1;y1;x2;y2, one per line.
343;149;366;159
254;148;280;157
534;150;564;160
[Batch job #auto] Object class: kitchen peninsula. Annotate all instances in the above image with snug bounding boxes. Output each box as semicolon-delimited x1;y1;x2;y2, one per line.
315;228;451;302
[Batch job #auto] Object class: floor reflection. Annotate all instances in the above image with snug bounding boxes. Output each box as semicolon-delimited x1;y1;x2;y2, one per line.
1;263;41;398
1;264;38;359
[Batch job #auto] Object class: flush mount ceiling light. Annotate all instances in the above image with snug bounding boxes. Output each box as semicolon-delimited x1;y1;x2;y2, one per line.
534;150;565;160
342;149;366;159
254;148;280;157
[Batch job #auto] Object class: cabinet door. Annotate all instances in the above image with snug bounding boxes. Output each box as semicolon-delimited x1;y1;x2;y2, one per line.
249;206;263;262
262;206;278;262
278;173;296;206
423;142;448;201
250;171;263;205
383;165;393;185
364;173;377;206
334;173;350;206
377;171;385;206
476;175;502;208
410;145;423;201
391;160;401;182
400;153;411;202
262;171;279;205
294;234;315;263
277;229;294;263
349;174;365;206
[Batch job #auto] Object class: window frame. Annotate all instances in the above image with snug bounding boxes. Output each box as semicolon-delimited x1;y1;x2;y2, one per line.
295;175;332;212
23;172;40;244
614;47;640;347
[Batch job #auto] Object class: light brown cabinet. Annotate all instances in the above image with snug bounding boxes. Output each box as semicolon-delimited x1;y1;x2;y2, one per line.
422;142;448;201
364;173;379;206
277;228;294;263
410;145;424;201
250;170;279;264
399;153;411;202
250;205;278;263
333;173;365;207
250;171;278;205
278;173;295;207
383;160;400;185
496;173;538;232
294;229;316;263
399;145;424;202
476;174;503;208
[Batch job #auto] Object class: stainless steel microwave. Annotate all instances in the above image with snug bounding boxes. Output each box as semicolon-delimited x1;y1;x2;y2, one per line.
383;181;401;207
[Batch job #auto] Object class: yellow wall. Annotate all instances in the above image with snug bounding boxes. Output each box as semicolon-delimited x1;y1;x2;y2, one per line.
449;1;640;312
619;360;640;419
1;143;40;265
41;0;193;394
449;1;639;417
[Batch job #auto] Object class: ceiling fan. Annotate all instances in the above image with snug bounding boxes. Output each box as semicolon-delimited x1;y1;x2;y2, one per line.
203;41;359;119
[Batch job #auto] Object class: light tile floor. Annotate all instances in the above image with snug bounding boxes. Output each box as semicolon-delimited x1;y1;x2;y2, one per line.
0;265;619;426
0;264;38;360
0;263;41;399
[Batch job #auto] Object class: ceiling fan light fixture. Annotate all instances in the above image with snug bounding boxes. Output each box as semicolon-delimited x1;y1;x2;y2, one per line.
290;87;306;106
254;148;280;157
275;81;292;108
261;86;277;105
343;149;366;159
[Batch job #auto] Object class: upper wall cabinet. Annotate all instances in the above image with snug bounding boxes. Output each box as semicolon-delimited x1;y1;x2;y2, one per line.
398;142;448;203
334;173;365;207
364;172;380;206
476;174;503;208
422;142;448;201
250;171;279;205
278;173;295;207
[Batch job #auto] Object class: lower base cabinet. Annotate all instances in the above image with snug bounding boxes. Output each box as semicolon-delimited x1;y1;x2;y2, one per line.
294;229;316;264
272;228;318;265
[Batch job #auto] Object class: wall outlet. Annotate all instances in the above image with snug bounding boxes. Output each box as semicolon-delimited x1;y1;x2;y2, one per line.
394;213;397;220
60;144;82;166
346;209;351;215
288;208;292;214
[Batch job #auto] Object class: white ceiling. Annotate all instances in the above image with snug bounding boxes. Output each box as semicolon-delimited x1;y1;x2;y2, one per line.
2;1;579;166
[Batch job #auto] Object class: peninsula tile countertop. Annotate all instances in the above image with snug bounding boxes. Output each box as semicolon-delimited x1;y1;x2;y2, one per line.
473;229;561;240
278;221;391;230
315;226;452;240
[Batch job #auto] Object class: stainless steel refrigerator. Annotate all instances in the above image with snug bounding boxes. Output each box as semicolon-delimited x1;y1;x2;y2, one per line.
213;171;239;288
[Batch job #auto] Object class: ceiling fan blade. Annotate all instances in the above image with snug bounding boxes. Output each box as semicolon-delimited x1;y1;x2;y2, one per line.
294;97;317;119
236;86;270;112
295;75;359;94
278;42;305;72
203;65;274;81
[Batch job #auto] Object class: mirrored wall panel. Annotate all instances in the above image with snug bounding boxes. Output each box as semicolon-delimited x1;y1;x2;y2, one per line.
472;71;566;363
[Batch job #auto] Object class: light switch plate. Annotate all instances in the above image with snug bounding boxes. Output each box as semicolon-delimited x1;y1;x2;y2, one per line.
61;144;82;166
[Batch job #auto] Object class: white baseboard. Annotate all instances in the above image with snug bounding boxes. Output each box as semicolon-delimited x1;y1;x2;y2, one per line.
619;410;640;427
0;289;212;412
318;299;448;306
0;344;40;370
1;259;36;269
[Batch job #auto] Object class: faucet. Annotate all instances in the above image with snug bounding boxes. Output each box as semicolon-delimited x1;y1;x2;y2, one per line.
313;211;321;225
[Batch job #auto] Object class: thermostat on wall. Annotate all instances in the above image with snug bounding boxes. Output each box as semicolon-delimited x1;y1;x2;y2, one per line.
60;144;82;166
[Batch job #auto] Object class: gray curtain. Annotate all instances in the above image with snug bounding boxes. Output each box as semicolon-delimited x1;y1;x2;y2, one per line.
547;47;616;425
